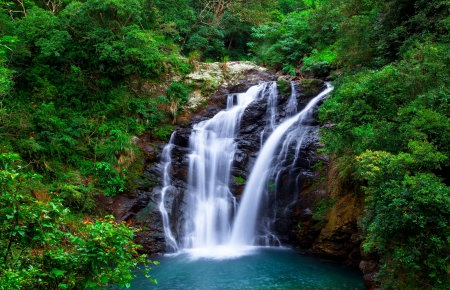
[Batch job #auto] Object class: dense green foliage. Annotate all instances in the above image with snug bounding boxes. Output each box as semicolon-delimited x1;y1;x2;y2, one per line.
1;0;450;288
1;0;193;202
249;0;341;75
0;0;278;287
0;153;157;289
1;0;183;288
320;44;450;288
249;0;450;288
311;1;450;289
152;0;275;61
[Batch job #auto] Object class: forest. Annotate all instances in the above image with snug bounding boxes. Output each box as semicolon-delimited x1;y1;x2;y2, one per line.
0;0;449;289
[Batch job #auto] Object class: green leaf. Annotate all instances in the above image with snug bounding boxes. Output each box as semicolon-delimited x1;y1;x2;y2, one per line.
58;283;68;289
51;268;65;277
87;280;97;287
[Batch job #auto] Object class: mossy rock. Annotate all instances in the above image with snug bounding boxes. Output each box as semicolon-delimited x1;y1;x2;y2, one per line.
299;79;325;95
276;79;291;95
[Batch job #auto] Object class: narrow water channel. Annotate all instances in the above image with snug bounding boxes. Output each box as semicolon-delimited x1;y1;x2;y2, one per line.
131;248;365;290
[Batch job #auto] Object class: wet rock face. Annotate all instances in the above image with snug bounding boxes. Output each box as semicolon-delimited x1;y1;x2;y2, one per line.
148;78;327;252
311;193;363;263
99;74;369;285
113;77;337;256
238;80;327;246
359;246;379;290
111;72;276;254
175;68;276;126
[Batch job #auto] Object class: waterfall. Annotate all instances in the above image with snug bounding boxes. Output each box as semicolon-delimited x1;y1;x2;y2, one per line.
158;81;333;255
265;82;279;132
159;133;179;252
230;83;333;246
286;82;298;117
181;84;268;249
260;82;279;146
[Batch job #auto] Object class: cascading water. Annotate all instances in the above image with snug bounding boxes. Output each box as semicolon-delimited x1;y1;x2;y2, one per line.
159;81;333;255
134;82;366;289
180;84;270;251
159;133;179;252
230;83;334;246
285;82;298;118
260;82;279;146
255;82;299;246
265;82;279;132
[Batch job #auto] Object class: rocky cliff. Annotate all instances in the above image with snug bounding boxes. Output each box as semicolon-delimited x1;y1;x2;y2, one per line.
97;64;374;287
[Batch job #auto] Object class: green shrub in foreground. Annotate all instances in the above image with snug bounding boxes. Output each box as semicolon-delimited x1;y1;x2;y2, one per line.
0;153;157;289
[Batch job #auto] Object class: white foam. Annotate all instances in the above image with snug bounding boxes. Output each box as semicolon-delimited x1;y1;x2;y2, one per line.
183;245;260;260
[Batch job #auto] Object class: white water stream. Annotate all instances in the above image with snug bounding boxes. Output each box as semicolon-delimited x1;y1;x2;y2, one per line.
181;84;268;252
159;82;333;257
230;83;333;246
159;133;179;252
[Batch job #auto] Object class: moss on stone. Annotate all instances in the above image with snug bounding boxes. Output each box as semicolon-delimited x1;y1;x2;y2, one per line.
276;78;291;95
300;79;324;95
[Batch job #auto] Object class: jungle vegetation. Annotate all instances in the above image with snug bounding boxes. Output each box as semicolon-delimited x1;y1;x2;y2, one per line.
1;0;449;289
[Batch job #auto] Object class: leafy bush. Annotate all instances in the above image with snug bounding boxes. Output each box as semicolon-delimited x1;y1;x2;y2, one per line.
249;10;313;70
153;125;174;141
166;81;190;117
302;47;336;77
0;153;156;289
319;41;450;288
249;3;342;72
0;36;16;96
95;162;126;196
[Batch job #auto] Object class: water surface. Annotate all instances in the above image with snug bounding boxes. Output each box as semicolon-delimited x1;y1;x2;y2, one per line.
132;248;364;290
